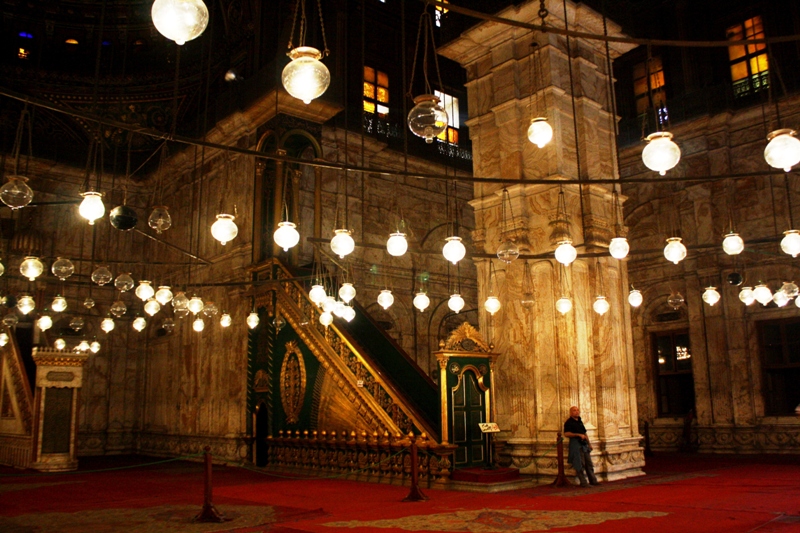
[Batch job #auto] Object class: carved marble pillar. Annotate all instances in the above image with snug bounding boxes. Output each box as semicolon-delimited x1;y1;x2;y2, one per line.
440;0;643;480
30;348;88;472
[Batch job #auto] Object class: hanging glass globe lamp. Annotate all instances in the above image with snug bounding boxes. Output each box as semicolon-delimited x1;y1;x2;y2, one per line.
282;46;330;104
628;289;643;308
52;295;68;313
274;221;300;252
764;129;800;172
739;286;755;306
342;305;356;322
79;191;105;225
753;284;773;306
70;316;84;332
773;291;790;307
17;295;35;315
556;296;572;315
527;117;553;148
135;281;155;301
322;296;337;314
593;295;610;315
115;273;135;292
202;301;218;318
148;206;172;233
663;237;687;264
101;317;115;333
309;284;327;306
413;292;430;312
330;229;355;258
90;340;101;353
497;240;519;263
51;257;75;280
84;297;95;309
20;256;43;281
220;313;232;328
609;237;630;260
0;175;33;209
386;232;408;257
555;240;577;266
247;311;260;329
144;298;161;316
667;292;685;309
172;291;189;310
448;293;465;314
37;314;52;331
319;311;333;327
91;266;113;286
187;296;204;315
642;132;681;175
155;286;173;305
442;236;466;265
520;292;535;309
192;317;205;332
377;289;394;310
781;281;799;299
702;287;721;306
132;316;147;332
151;0;209;45
54;338;66;350
722;232;745;255
2;314;18;327
0;332;8;346
333;301;346;318
0;261;4;277
780;229;800;257
484;296;501;315
76;339;90;353
211;214;238;245
339;283;356;304
162;318;176;332
110;300;127;318
407;94;448;143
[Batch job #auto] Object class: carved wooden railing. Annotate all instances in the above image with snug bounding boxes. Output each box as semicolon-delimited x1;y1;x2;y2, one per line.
272;263;438;440
0;327;34;468
267;430;456;486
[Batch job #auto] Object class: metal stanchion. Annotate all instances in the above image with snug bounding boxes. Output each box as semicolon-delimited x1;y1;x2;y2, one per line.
194;446;228;523
550;432;572;488
402;436;429;502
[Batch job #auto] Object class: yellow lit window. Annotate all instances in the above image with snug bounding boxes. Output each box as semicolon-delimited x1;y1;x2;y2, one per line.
18;48;30;59
435;0;449;27
633;56;666;117
434;90;459;145
727;16;768;97
363;66;389;117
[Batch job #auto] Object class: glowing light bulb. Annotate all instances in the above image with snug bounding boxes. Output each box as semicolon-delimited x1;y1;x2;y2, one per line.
413;292;430;312
484;296;501;315
448;293;465;314
527;117;553;148
377;289;394;310
282;47;330;104
79;191;105;225
386;232;408;257
274;221;300;252
442;236;466;265
151;0;209;45
609;237;630;260
211;214;238;245
593;296;610;315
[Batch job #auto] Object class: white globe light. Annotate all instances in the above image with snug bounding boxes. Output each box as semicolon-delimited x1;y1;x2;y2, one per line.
309;284;327;306
193;317;205;332
79;191;105;225
555;241;577;265
593;295;610;315
17;295;35;315
187;296;204;315
448;293;465;314
609;237;630;260
642;132;681;175
795;295;800;309
135;281;155;301
52;295;67;313
330;229;355;258
20;256;43;281
407;94;448;143
377;289;394;310
339;283;356;303
484;296;501;315
37;314;52;331
211;214;238;245
220;313;232;327
282;46;330;104
319;311;333;327
90;341;101;353
497;240;520;264
274;221;300;252
322;296;337;314
413;292;430;312
101;317;115;333
0;176;33;209
0;261;4;277
739;286;755;305
54;338;66;350
702;286;721;306
333;300;346;318
144;298;161;316
722;233;745;255
781;281;799;298
764;129;800;172
773;291;790;307
664;237;687;264
442;236;466;264
151;0;209;45
556;297;572;314
51;257;75;280
628;289;643;308
155;286;173;305
342;305;356;322
386;232;408;257
527;117;553;148
0;332;8;346
247;312;260;329
77;340;90;352
753;284;773;306
132;317;147;332
781;230;800;257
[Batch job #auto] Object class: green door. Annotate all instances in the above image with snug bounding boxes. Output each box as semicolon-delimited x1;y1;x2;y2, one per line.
451;369;486;468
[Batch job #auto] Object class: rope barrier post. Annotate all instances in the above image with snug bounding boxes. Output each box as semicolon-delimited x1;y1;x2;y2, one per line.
402;436;429;502
550;432;572;488
194;446;228;523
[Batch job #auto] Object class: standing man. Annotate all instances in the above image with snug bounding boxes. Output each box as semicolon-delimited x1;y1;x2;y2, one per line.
563;406;599;487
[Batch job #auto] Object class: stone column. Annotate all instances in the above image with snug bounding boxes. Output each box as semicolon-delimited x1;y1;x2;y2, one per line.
440;0;643;480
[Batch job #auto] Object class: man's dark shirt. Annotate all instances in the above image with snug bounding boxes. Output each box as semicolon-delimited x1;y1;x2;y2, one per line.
564;416;586;441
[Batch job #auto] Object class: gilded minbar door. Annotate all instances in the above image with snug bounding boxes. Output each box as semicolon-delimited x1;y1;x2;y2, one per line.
451;368;486;468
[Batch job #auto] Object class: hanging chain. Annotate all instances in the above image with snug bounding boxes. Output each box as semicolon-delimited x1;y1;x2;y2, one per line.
11;105;30;175
408;9;445;97
316;0;329;56
539;0;549;21
288;0;301;49
407;10;427;97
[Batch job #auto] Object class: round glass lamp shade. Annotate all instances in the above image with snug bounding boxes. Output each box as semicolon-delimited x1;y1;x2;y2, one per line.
753;284;773;306
738;287;755;306
642;132;681;175
407;94;448;143
115;273;135;292
37;314;52;331
333;301;346;318
109;205;138;231
51;257;75;280
497;240;520;263
484;296;501;316
520;292;535;309
781;281;799;298
795;295;800;309
764;129;800;172
628;289;643;308
201;301;218;318
609;237;630;260
386;232;408;257
77;340;90;353
0;176;33;209
309;284;327;306
101;317;115;333
702;286;721;306
247;312;260;329
322;296;337;314
220;313;232;327
319;311;333;327
0;262;4;277
192;317;205;332
90;341;101;353
722;232;744;255
135;281;155;302
593;295;610;315
162;318;176;332
52;296;67;313
187;296;204;315
211;214;238;245
773;291;790;307
83;297;95;309
342;305;356;322
282;46;330;104
274;221;300;252
79;191;105;225
20;256;43;281
91;266;113;286
663;237;687;264
172;292;189;310
555;241;577;266
2;314;18;327
70;316;84;332
0;333;8;346
144;298;161;316
151;0;209;45
667;292;685;309
155;286;173;305
110;300;127;317
132;317;147;332
413;292;430;312
442;236;466;265
338;283;356;304
148;206;172;234
448;293;465;314
780;230;800;257
17;295;35;315
727;272;743;286
330;229;355;258
54;338;66;350
377;289;394;310
527;117;554;148
556;297;572;315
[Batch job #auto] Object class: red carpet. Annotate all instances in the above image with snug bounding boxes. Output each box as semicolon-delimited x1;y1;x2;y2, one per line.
1;453;798;532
